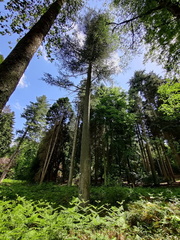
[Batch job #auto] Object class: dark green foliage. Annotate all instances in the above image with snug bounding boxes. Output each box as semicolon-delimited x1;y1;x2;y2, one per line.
91;86;137;185
1;180;180;208
21;95;49;141
128;71;179;184
0;180;77;208
0;106;14;157
34;97;73;183
14;140;39;181
46;97;73;128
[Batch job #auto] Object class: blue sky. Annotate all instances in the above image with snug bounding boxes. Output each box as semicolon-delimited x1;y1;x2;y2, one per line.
0;0;165;135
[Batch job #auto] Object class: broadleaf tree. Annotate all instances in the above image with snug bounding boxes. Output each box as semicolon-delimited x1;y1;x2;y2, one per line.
111;0;180;75
0;0;83;112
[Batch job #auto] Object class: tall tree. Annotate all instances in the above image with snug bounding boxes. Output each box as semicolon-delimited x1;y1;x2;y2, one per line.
129;71;177;184
158;80;180;168
0;0;83;112
21;95;49;141
35;97;73;183
43;11;119;201
0;95;49;183
91;86;136;186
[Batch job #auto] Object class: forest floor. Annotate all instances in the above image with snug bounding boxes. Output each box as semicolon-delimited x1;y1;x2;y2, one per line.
0;179;180;240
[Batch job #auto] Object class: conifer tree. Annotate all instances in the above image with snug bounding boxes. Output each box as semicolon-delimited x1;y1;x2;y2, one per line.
43;11;119;201
0;106;14;157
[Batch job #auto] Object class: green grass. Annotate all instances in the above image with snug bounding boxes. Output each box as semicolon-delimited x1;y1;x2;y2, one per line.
0;179;180;239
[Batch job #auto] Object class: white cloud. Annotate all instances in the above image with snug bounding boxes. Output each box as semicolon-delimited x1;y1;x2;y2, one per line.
13;101;23;111
39;45;49;61
18;74;28;88
106;52;122;74
72;23;86;47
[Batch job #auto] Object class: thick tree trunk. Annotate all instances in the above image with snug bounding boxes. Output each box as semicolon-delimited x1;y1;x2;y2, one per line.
0;0;65;112
79;62;92;203
0;127;29;183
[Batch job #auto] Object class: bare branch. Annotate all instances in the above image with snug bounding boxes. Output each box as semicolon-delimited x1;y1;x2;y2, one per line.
107;6;163;31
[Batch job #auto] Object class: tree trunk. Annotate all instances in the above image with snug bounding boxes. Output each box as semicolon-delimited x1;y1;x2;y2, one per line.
145;141;158;185
164;132;180;168
0;127;29;183
160;141;175;183
0;0;65;112
40;118;62;184
136;124;150;172
68;113;80;186
79;62;92;203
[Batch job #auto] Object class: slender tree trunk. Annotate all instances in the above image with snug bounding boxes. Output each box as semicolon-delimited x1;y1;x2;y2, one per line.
136;124;150;172
154;142;168;178
40;118;62;184
94;129;98;186
146;141;158;185
0;0;65;112
164;132;180;168
79;62;92;203
68;113;80;186
104;138;109;186
0;127;29;183
160;141;175;183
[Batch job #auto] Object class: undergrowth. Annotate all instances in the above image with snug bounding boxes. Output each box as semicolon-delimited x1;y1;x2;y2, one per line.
0;180;180;239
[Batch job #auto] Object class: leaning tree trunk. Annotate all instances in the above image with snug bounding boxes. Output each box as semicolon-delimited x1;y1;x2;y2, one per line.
0;127;29;183
0;0;65;112
79;62;92;203
39;118;62;184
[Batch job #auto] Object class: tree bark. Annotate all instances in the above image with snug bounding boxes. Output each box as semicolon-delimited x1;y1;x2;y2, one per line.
145;141;159;185
0;0;65;112
40;118;62;184
79;62;92;203
68;112;80;186
136;124;150;172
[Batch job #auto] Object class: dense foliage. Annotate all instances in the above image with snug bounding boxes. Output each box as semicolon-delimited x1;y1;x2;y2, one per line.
0;1;179;238
158;80;180;121
0;180;180;239
112;0;180;75
0;106;14;157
